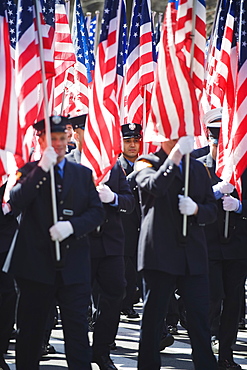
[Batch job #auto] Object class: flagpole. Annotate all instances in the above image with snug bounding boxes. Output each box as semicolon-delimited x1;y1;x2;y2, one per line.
143;86;148;155
94;10;100;57
34;0;61;261
86;12;91;33
182;0;197;237
152;11;156;26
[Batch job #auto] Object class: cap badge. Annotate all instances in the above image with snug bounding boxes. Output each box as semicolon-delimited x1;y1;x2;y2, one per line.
128;123;136;131
52;116;62;124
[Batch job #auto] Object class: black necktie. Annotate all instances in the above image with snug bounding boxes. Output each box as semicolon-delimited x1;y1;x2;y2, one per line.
54;165;63;199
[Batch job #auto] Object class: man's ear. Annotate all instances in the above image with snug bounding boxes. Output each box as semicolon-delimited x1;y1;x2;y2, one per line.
38;133;46;146
74;132;79;143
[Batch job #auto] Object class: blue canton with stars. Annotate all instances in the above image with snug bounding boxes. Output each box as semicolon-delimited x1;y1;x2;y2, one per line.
88;15;97;52
127;0;157;62
99;0;120;44
116;0;127;77
17;0;55;41
214;0;230;52
236;0;247;69
3;0;17;50
40;0;55;27
72;0;95;83
0;1;4;16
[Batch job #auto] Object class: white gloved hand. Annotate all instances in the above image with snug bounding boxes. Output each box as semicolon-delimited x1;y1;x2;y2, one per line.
1;203;11;215
38;146;57;172
213;181;234;194
222;195;240;212
178;195;198;216
174;136;194;155
96;184;115;203
49;221;74;242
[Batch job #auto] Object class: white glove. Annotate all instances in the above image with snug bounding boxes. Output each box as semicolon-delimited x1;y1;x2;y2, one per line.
2;203;11;215
213;181;234;194
49;221;74;242
222;195;240;212
38;146;57;172
174;136;194;155
96;184;115;203
178;195;198;216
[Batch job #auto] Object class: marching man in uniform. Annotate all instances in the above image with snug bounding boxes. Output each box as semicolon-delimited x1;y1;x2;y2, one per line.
7;116;104;370
134;135;218;370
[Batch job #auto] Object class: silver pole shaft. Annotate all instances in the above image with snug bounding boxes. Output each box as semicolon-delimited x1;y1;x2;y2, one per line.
34;0;60;261
182;0;197;237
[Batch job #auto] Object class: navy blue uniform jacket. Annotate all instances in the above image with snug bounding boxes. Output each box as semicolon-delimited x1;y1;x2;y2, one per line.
135;149;217;276
8;160;104;285
118;154;141;257
89;162;135;258
198;153;247;260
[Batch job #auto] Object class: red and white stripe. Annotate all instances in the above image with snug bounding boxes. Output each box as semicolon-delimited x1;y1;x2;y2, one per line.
125;0;156;124
205;6;234;109
15;1;56;130
145;0;203;142
215;1;247;197
52;1;76;115
15;5;39;131
0;9;19;157
81;0;122;185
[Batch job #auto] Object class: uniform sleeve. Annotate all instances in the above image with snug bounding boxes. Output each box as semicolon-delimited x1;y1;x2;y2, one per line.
10;165;49;210
115;164;135;215
194;164;218;225
135;157;180;197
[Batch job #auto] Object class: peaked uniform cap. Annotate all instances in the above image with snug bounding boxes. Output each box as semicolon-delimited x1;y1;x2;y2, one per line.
121;123;142;139
33;116;69;135
69;114;87;130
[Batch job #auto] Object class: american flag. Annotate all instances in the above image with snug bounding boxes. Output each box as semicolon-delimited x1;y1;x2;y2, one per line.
169;0;206;100
62;0;95;117
216;0;247;195
71;2;95;85
125;0;157;125
204;0;230;109
145;0;205;142
0;0;19;156
116;0;127;118
81;0;123;184
212;0;235;180
15;0;55;130
52;0;76;115
0;1;18;183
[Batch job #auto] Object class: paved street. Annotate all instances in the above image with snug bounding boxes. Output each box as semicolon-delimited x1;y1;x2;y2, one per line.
5;301;247;369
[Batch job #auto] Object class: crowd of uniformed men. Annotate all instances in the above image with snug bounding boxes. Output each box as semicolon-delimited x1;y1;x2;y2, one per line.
0;108;246;370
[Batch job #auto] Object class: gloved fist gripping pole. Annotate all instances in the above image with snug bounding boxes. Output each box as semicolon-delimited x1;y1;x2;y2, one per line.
173;136;194;236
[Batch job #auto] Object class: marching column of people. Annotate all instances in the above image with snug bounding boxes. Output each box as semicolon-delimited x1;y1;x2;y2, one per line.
0;114;246;370
197;108;247;370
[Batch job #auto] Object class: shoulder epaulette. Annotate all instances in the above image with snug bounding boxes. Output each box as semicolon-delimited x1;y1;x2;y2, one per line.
15;171;23;181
